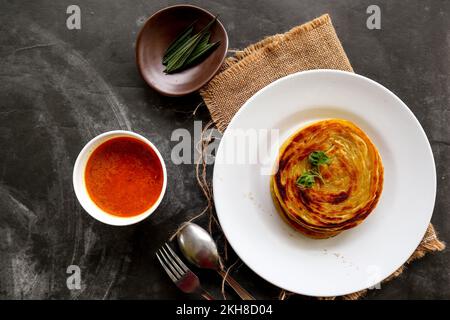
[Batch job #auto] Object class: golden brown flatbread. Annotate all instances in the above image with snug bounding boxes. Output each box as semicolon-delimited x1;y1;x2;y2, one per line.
271;119;384;239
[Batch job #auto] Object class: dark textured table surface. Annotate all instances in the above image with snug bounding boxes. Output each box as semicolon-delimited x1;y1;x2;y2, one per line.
0;0;449;299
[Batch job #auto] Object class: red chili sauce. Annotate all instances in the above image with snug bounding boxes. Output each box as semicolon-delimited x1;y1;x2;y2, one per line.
85;137;164;217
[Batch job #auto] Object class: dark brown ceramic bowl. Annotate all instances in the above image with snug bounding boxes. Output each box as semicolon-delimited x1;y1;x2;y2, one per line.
136;5;228;97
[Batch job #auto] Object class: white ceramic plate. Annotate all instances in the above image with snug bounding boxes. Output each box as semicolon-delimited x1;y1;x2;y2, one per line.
213;70;436;297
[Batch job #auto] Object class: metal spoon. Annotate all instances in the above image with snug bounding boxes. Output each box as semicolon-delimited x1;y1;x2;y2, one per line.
177;222;255;300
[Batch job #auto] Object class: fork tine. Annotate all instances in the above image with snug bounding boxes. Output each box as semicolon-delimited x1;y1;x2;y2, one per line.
164;243;189;272
156;251;178;282
161;245;185;275
158;249;182;279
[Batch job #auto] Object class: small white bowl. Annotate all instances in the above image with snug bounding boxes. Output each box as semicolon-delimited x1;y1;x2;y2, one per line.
73;130;167;226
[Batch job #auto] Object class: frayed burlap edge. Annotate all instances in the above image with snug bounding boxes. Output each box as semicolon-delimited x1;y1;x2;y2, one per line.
223;14;336;69
200;14;353;132
318;224;445;300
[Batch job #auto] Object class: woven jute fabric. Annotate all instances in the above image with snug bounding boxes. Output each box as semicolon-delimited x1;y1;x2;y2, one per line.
200;14;445;299
200;14;353;132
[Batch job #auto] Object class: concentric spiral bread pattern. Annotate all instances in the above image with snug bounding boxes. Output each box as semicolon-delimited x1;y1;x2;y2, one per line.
271;119;384;239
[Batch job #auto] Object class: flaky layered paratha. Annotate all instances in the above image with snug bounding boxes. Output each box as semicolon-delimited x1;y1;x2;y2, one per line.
271;119;384;239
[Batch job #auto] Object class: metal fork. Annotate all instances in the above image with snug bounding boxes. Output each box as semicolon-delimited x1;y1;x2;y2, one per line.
156;243;214;300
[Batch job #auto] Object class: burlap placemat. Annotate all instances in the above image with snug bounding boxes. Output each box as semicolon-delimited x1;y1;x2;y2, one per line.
200;14;445;299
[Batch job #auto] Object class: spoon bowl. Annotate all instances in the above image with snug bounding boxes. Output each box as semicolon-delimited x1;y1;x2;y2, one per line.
177;222;221;270
177;222;255;300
